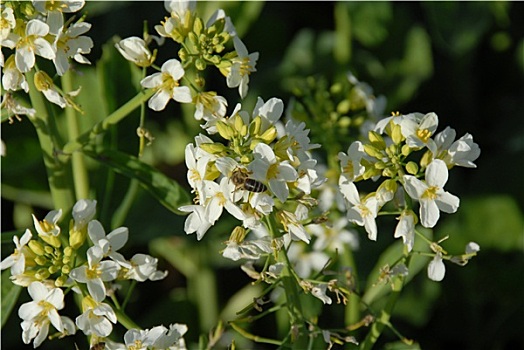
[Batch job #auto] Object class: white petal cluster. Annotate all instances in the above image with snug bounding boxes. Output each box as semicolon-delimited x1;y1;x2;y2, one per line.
180;97;324;247
0;199;177;348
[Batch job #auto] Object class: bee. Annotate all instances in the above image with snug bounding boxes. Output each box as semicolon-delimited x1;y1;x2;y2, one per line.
230;167;267;193
90;343;105;350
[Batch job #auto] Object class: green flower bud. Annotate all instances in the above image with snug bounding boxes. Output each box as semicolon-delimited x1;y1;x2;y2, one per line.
216;121;234;140
391;123;404;144
36;268;50;280
195;58;207;71
55;275;68;287
259;126;277;144
48;265;60;274
193;17;204;36
369;131;386;149
382;167;396;178
69;227;86;250
28;240;45;256
406;161;419;175
199;142;227;155
338;116;351;128
420;151;432;168
363;144;383;159
61;265;71;274
401;144;412;157
34;71;53;92
35;256;47;266
44;245;54;254
337;100;351;115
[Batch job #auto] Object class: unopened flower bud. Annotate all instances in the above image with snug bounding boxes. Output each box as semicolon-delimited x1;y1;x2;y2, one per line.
28;240;45;256
401;144;412;157
195;58;207;71
35;256;47;266
368;131;386;150
48;265;60;274
420;150;432;168
40;234;61;248
55;275;68;287
259;126;277;144
216;121;234;140
230;226;247;244
36;268;50;280
406;161;419;175
363;144;382;159
391;123;404;144
69;228;86;250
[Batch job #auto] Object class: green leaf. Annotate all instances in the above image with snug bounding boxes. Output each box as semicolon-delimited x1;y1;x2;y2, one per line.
1;270;22;328
83;148;191;215
362;228;433;306
436;195;524;252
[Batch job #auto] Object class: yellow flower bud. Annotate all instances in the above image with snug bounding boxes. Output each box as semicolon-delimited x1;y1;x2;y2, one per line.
28;240;45;256
230;226;247;244
69;227;86;250
259;126;277;144
35;256;47;266
199;142;227;155
36;268;50;280
401;144;412;157
55;275;68;287
249;116;262;136
216;121;234;140
406;161;419;175
368;131;386;150
363;144;383;159
391;123;404;144
420;151;432;168
34;71;53;92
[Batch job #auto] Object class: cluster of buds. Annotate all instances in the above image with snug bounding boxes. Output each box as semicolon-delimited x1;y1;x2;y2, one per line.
338;111;481;280
116;0;258;117
1;200;185;349
1;0;93;116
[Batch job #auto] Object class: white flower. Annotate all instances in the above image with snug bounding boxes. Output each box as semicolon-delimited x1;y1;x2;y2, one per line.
465;242;480;254
13;19;56;72
339;181;379;240
252;97;284;131
287;243;330;279
203;177;246;224
53;21;93;75
427;252;446;281
311;284;332;305
0;229;32;276
115;36;154;67
141;58;192;111
164;0;196;19
123;253;168;282
2;55;29;92
400;112;438;154
76;297;117;337
447;133;481;168
403;159;460;228
338;141;366;182
33;209;62;237
194;92;228;129
1;93;36;118
226;36;258;99
185;143;208;197
18;282;65;347
1;6;16;41
34;70;68;108
222;236;273;261
394;210;416;252
249;143;297;203
87;220;129;267
69;248;120;302
310;217;359;253
178;204;212;240
72;199;97;230
152;323;188;349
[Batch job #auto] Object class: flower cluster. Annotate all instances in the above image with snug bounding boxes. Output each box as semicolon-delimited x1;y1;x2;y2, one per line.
1;0;93;115
179;97;324;255
115;0;258;114
1;199;185;349
338;111;481;280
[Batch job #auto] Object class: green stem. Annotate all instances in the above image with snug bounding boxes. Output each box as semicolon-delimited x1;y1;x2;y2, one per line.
62;71;90;200
111;179;140;229
26;70;75;212
62;88;155;153
342;248;361;329
359;270;405;350
114;308;141;330
230;322;282;346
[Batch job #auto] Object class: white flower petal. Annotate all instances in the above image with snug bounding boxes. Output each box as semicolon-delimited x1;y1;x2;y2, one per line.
428;253;446;281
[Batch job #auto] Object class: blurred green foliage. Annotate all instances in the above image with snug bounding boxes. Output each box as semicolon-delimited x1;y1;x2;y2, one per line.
2;1;523;349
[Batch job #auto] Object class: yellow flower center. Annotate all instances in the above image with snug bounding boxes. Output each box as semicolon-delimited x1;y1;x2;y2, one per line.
267;163;280;180
422;186;439;200
358;204;371;217
86;265;101;279
416;128;432;143
160;73;179;92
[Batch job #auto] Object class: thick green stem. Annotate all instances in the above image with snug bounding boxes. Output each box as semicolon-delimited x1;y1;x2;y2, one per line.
359;274;404;350
26;70;75;212
62;71;90;200
342;248;361;328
